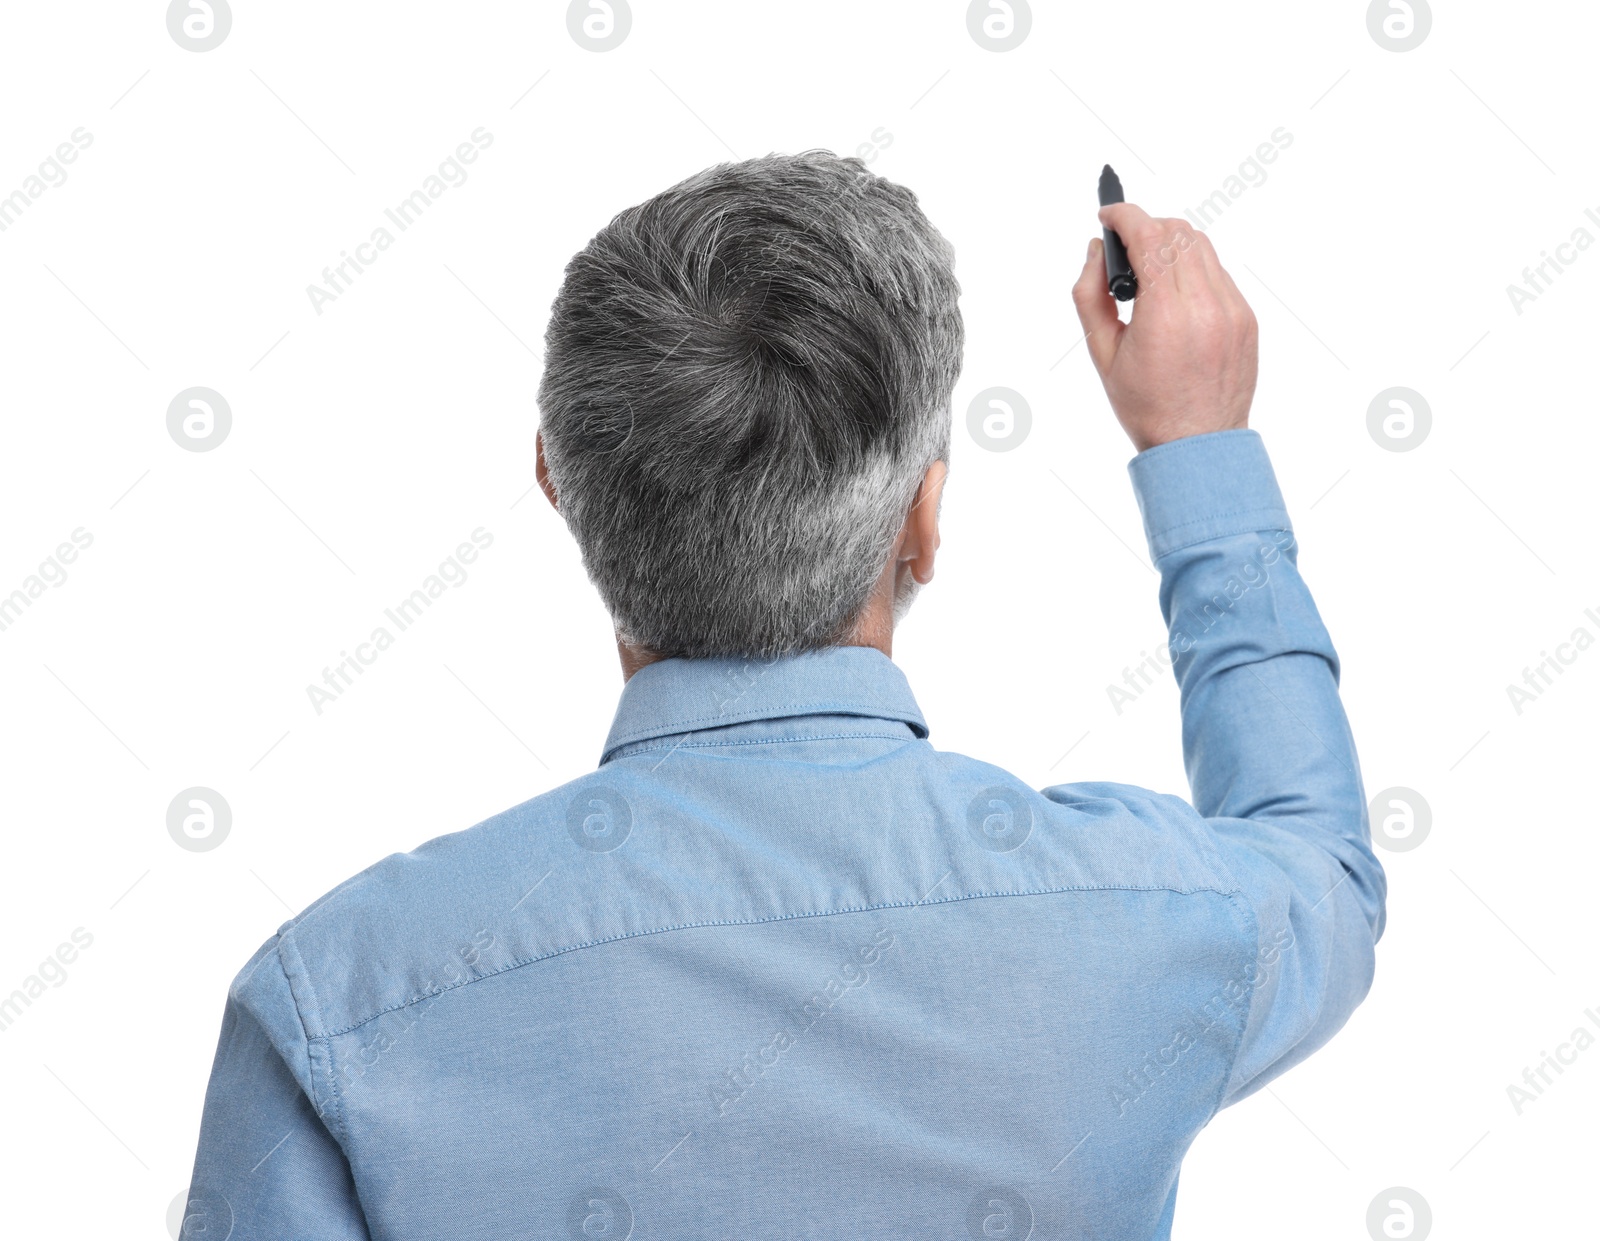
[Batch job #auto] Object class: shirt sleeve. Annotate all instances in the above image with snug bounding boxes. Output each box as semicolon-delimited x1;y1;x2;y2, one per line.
181;931;371;1240
1126;428;1387;1109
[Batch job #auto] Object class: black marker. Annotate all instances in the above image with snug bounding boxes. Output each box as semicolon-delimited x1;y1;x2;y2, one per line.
1098;164;1137;301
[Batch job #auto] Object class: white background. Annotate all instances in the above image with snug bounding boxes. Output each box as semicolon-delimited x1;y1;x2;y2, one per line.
1;1;1595;1236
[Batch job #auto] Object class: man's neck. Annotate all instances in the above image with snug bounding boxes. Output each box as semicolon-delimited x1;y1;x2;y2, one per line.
616;565;899;681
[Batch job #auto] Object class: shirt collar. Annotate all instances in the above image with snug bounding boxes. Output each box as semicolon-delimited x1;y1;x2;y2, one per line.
599;645;928;764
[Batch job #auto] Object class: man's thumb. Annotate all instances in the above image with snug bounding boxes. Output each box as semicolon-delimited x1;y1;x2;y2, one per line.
1070;237;1122;374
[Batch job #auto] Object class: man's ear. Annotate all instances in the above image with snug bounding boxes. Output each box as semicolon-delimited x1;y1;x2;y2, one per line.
901;459;947;585
535;430;559;512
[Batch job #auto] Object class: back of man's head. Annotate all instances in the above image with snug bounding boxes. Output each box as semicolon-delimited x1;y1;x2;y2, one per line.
537;149;963;660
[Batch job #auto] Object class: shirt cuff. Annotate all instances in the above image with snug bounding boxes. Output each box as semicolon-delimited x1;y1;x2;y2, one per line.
1126;428;1291;562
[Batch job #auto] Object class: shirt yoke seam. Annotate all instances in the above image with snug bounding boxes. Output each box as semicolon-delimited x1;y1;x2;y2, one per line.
304;880;1245;1041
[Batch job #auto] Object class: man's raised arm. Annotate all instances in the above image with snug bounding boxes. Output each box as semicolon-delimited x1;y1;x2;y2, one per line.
1071;203;1387;1106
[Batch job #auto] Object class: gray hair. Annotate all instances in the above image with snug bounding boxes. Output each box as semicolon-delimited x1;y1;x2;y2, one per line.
537;150;963;660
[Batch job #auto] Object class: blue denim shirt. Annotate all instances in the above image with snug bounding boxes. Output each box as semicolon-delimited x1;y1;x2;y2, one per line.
184;429;1386;1240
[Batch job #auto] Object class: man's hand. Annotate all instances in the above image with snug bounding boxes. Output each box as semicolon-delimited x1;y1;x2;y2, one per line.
1070;202;1258;453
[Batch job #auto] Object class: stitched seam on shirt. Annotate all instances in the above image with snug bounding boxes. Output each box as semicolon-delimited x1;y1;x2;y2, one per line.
613;731;916;757
1151;506;1288;536
278;933;348;1144
1208;890;1261;1123
310;882;1243;1039
1150;508;1290;558
321;1038;348;1146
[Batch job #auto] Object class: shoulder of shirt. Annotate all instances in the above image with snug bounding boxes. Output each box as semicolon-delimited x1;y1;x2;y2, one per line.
1033;776;1244;895
918;748;1245;899
226;772;603;1042
226;766;1249;1041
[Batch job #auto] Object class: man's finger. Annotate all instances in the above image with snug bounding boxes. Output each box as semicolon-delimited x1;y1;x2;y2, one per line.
1171;224;1229;294
1097;201;1158;242
1181;228;1254;325
1099;203;1190;298
1070;236;1123;374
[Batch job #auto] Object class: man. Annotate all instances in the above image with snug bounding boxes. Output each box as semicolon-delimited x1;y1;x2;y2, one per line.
183;151;1385;1239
